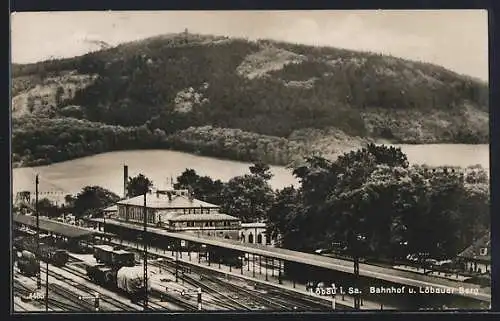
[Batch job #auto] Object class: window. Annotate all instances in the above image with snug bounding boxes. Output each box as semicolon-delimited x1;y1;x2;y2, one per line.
248;233;254;243
480;247;488;256
209;221;214;227
257;234;262;244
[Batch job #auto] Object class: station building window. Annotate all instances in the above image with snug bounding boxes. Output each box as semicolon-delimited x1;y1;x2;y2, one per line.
257;234;262;244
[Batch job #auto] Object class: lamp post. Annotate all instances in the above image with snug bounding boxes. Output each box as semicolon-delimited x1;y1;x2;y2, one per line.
352;234;366;310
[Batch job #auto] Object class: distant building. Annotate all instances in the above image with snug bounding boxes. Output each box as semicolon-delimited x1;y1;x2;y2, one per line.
240;222;275;246
102;204;118;217
115;189;241;239
457;232;491;274
14;190;67;208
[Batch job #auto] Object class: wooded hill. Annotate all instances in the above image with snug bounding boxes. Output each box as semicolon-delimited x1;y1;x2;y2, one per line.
12;33;489;167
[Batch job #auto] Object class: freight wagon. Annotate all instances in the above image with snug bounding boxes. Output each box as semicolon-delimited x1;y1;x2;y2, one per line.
14;236;69;267
93;245;135;267
86;262;150;302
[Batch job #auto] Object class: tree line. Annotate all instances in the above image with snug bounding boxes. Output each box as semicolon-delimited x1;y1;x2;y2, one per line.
17;143;489;263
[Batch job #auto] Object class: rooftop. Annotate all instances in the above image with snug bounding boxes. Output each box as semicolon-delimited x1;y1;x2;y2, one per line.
241;222;267;228
117;191;219;209
103;205;118;212
13;214;96;239
168;213;240;222
457;232;491;262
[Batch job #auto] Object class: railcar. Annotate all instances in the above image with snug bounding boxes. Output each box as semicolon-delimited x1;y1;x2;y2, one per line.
86;247;149;303
93;245;136;267
17;250;39;277
14;236;69;267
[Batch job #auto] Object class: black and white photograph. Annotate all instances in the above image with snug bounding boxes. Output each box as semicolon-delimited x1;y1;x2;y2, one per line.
10;10;491;312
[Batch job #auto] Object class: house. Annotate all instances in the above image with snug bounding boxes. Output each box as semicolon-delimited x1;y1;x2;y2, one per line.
457;232;491;274
102;204;118;217
115;189;241;239
240;222;275;246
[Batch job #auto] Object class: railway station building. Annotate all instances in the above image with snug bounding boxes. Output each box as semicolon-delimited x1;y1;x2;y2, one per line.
115;189;241;239
457;232;491;274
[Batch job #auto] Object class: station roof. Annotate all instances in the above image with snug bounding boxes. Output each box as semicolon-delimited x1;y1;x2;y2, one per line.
117;192;219;209
13;214;97;239
102;218;490;302
241;222;266;228
103;205;118;212
168;213;240;221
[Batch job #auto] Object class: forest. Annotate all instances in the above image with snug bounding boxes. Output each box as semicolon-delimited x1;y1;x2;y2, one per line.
12;33;489;167
23;144;489;264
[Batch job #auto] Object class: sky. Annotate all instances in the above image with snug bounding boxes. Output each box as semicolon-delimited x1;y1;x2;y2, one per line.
10;10;488;81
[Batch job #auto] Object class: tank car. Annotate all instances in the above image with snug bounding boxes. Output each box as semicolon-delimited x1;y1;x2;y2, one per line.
14;236;69;267
17;250;40;277
116;266;151;302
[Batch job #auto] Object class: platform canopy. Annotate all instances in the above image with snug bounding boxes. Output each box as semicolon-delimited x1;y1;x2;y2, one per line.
13;214;96;239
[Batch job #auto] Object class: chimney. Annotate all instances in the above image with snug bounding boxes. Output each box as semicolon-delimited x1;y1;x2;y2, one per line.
123;165;129;198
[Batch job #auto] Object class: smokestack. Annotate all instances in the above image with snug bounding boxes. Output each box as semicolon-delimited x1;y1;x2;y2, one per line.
123;165;129;198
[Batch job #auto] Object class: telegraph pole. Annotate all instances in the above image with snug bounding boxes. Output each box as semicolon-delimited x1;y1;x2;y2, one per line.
35;174;41;290
353;253;360;309
175;249;179;282
45;260;49;311
143;191;148;311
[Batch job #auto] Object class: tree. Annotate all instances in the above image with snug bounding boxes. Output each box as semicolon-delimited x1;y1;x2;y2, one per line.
127;174;153;198
266;186;301;247
249;162;273;180
37;198;60;218
73;186;120;217
220;174;275;223
64;194;75;207
174;169;225;204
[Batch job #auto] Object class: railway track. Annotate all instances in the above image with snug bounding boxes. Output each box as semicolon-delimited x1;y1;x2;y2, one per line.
41;265;139;311
14;278;84;311
61;262;175;311
113;243;337;311
153;259;321;311
14;301;27;312
149;260;246;310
